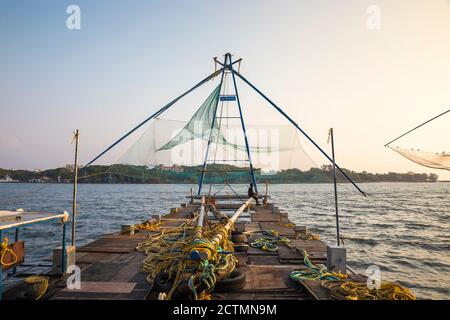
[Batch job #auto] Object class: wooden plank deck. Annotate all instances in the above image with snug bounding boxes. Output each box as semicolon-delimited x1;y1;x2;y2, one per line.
27;199;357;300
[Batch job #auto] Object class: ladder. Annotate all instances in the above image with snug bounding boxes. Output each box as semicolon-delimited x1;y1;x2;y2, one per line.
197;53;258;195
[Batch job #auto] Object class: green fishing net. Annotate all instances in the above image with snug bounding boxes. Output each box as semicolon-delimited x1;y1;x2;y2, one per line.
157;84;280;153
117;81;316;172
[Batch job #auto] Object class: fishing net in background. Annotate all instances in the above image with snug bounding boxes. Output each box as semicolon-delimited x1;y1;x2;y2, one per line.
386;109;450;171
388;147;450;171
99;72;320;187
118;119;309;171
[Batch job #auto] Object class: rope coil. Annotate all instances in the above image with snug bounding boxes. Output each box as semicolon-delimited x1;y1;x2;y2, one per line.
136;212;238;300
24;275;49;300
289;249;415;300
290;249;348;282
1;237;18;267
250;230;291;252
321;280;416;300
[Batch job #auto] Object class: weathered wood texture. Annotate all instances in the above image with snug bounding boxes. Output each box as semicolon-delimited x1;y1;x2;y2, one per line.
44;199;350;300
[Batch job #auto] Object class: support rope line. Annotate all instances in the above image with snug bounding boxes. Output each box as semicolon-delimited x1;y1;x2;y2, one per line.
231;68;366;197
384;109;449;147
198;56;229;195
209;73;229;195
230;63;258;193
85;67;225;167
70;168;112;182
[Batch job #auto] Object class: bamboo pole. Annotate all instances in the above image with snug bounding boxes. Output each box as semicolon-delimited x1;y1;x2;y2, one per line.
190;198;251;260
328;128;340;246
211;198;252;248
85;67;225;168
194;197;206;240
72;129;79;247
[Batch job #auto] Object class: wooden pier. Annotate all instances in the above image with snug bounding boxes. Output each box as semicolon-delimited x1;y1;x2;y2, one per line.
36;198;366;300
1;51;417;301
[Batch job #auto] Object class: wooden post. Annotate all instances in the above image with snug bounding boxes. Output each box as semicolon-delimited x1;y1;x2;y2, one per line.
72;129;79;247
328;128;340;246
263;180;268;205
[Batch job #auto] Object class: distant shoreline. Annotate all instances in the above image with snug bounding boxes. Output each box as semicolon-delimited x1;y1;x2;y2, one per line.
0;181;445;185
0;164;439;184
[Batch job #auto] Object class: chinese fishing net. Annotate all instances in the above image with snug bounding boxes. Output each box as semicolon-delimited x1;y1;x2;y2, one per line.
91;71;321;188
386;110;450;171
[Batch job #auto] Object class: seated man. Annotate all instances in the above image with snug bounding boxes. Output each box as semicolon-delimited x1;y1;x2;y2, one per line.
248;183;260;205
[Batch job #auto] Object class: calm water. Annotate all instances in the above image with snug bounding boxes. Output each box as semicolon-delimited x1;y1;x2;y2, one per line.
0;182;449;300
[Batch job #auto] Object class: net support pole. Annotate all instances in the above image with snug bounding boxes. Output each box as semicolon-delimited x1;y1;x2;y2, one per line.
230;62;258;193
85;67;224;167
329;128;340;246
211;198;252;248
197;55;229;195
190;197;208;260
72;129;79;247
232;69;366;197
193;196;206;241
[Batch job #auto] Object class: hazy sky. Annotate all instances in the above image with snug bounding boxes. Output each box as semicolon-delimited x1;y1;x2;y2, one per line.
1;0;449;179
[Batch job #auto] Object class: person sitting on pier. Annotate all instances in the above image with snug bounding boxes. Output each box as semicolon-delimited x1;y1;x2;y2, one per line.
248;183;260;205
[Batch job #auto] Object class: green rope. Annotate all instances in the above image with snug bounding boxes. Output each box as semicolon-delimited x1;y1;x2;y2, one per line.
289;249;343;281
250;230;291;252
188;260;216;300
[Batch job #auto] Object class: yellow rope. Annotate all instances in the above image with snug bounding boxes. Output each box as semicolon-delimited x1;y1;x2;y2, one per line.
296;232;320;240
0;237;17;267
0;239;50;301
134;221;161;231
136;215;237;300
24;275;49;300
275;222;295;228
322;280;416;300
198;291;212;300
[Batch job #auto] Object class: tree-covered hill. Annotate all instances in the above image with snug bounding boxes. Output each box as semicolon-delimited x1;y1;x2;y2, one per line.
0;164;439;184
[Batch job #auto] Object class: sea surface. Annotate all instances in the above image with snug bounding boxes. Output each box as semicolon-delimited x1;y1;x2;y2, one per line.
0;182;449;300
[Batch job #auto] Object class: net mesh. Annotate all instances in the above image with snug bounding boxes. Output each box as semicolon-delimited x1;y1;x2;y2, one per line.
157;84;221;151
118;118;313;171
90;70;332;192
387;110;449;171
389;147;450;171
117;79;316;173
